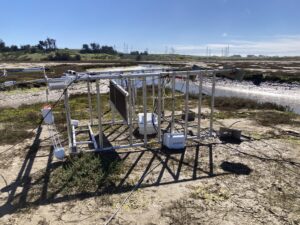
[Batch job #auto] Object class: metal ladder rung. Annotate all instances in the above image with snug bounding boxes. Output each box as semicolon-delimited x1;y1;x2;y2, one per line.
77;140;93;145
76;129;90;133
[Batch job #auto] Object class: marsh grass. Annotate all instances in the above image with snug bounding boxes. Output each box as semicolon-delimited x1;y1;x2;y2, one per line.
254;110;297;126
0;93;110;145
49;152;123;195
207;96;289;112
0;90;297;146
207;96;299;126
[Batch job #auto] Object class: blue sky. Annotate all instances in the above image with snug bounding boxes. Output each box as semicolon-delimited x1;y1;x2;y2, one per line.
0;0;300;56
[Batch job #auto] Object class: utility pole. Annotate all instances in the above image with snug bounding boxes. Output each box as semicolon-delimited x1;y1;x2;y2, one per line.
228;44;230;57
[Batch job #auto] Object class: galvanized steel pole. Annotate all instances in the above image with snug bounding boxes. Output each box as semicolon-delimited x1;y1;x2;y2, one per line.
143;78;147;146
197;73;203;138
184;73;190;139
157;76;162;143
87;81;93;125
209;72;216;136
96;80;103;149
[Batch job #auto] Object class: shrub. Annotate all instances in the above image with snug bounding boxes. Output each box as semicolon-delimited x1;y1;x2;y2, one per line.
211;97;289;112
255;111;296;126
47;52;81;61
50;153;122;194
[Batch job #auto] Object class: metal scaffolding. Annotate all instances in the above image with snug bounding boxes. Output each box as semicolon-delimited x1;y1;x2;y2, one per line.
45;68;234;155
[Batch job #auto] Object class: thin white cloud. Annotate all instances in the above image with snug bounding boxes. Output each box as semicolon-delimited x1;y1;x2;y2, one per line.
173;35;300;56
222;33;228;37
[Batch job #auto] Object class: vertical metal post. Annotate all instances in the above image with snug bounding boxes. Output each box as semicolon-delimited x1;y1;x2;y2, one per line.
162;77;165;115
96;80;103;150
171;73;175;133
197;73;203;138
157;76;162;142
152;76;155;108
44;67;49;103
46;88;49;103
87;80;93;125
111;85;116;125
128;78;133;146
209;144;214;176
210;72;216;136
132;78;136;118
111;107;115;124
64;89;73;152
184;73;189;139
143;77;147;146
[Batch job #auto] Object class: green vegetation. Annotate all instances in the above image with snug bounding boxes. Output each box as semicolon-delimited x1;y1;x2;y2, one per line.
0;51;47;61
0;93;111;127
243;70;300;83
1;41;300;85
254;111;297;126
210;96;299;126
0;49;121;62
0;100;43;144
0;102;50;145
0;87;188;145
1;38;300;85
80;43;118;55
0;126;34;145
0;93;110;145
0;91;298;145
10;149;124;206
189;184;230;203
47;52;81;61
0;38;120;61
211;96;289;111
1;52;299;84
49;153;122;194
0;37;57;53
0;104;44;127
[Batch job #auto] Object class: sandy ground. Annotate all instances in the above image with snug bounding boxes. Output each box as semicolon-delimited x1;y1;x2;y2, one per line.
0;115;299;224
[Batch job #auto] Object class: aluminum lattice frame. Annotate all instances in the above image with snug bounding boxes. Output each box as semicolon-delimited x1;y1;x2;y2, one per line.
53;68;233;154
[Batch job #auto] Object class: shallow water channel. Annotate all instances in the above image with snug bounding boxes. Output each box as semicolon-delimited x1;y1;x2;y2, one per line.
174;78;300;114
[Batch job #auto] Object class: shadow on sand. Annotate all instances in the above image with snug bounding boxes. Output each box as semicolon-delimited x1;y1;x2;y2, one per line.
0;126;252;218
